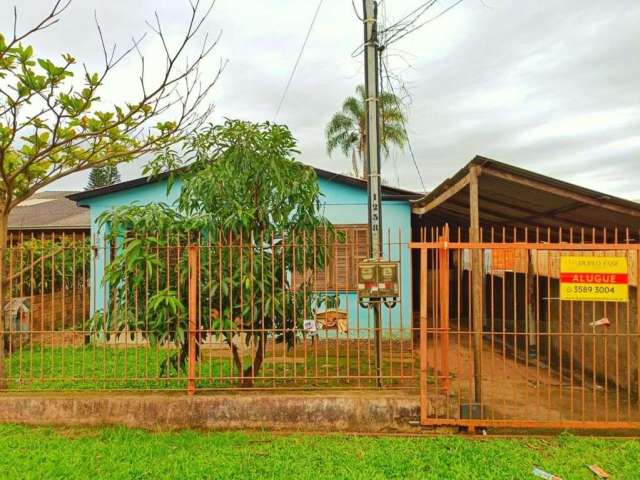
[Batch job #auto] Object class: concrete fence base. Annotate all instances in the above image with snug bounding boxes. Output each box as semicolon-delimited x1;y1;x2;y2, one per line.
0;391;420;433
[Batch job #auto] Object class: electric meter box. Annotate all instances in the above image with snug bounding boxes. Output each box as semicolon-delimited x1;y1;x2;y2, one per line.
357;259;400;299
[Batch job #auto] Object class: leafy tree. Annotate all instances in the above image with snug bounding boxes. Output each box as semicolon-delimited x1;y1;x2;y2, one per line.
95;120;334;386
0;0;222;386
325;85;407;178
86;165;121;190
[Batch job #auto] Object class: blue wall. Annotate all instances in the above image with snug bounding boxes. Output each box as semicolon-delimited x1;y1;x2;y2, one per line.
317;177;412;336
80;174;412;337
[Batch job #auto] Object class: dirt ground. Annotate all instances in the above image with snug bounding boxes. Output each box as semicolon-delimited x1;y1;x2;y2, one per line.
424;332;640;423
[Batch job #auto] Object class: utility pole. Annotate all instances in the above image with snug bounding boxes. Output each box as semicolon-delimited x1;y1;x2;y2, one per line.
362;0;383;387
362;0;382;257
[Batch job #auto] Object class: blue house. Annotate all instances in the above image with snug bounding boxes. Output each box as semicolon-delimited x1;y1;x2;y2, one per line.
69;166;420;336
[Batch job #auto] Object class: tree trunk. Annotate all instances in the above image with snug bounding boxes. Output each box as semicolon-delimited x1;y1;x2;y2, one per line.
229;334;267;388
359;150;369;182
231;343;243;380
0;211;8;389
241;333;265;388
351;149;360;178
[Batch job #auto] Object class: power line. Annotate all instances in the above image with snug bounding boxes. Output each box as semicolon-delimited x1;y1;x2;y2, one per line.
378;4;402;188
380;55;426;193
351;0;437;57
372;0;465;193
382;0;438;37
384;0;465;46
351;0;462;58
274;0;324;120
349;0;459;192
351;0;363;20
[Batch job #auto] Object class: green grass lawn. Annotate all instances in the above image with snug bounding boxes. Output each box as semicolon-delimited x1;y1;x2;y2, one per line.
0;426;637;479
6;345;419;391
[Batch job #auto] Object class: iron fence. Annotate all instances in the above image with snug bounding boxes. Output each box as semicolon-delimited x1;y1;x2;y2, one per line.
0;229;416;392
3;224;640;431
412;225;640;430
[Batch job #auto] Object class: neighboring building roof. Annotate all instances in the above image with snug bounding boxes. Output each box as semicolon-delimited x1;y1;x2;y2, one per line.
68;166;423;203
412;155;640;230
8;191;90;231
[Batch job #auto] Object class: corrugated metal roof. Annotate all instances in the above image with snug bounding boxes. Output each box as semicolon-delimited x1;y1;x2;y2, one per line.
8;191;90;231
412;156;640;231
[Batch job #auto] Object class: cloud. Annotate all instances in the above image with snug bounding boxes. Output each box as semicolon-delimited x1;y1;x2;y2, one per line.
4;0;639;199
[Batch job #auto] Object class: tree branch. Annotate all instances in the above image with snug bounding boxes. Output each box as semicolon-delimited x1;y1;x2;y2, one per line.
2;0;224;209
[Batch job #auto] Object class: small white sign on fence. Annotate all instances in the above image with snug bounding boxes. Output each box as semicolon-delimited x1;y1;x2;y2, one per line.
303;319;317;333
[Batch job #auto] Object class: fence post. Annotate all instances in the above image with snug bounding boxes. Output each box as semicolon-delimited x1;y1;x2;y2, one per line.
419;245;428;425
438;226;450;393
469;165;483;408
188;245;199;396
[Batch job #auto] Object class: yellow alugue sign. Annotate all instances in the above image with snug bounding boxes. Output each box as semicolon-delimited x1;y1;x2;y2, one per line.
559;256;629;302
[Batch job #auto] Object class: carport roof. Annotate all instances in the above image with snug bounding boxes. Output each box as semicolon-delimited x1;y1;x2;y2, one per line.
412;156;640;231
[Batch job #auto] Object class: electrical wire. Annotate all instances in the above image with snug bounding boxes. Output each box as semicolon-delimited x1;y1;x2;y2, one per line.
384;0;465;46
382;0;438;37
371;0;464;192
380;55;426;192
352;0;438;57
274;0;324;120
351;0;363;21
351;0;459;192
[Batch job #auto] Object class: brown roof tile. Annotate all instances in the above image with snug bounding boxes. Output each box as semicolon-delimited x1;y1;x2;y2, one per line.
8;191;90;231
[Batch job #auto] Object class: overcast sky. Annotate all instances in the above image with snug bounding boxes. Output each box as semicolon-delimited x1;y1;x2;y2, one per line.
4;0;640;198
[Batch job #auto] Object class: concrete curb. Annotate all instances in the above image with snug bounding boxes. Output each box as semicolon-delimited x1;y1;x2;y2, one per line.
0;392;420;433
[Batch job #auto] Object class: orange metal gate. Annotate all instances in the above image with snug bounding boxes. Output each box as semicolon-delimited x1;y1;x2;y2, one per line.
412;226;640;431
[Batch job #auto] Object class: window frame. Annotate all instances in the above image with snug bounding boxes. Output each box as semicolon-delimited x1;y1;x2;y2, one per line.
305;224;370;293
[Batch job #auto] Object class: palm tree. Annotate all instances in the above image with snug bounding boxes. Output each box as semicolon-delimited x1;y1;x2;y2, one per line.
325;85;407;178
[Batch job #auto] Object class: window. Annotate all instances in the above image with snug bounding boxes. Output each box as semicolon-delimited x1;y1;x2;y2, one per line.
294;225;369;292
